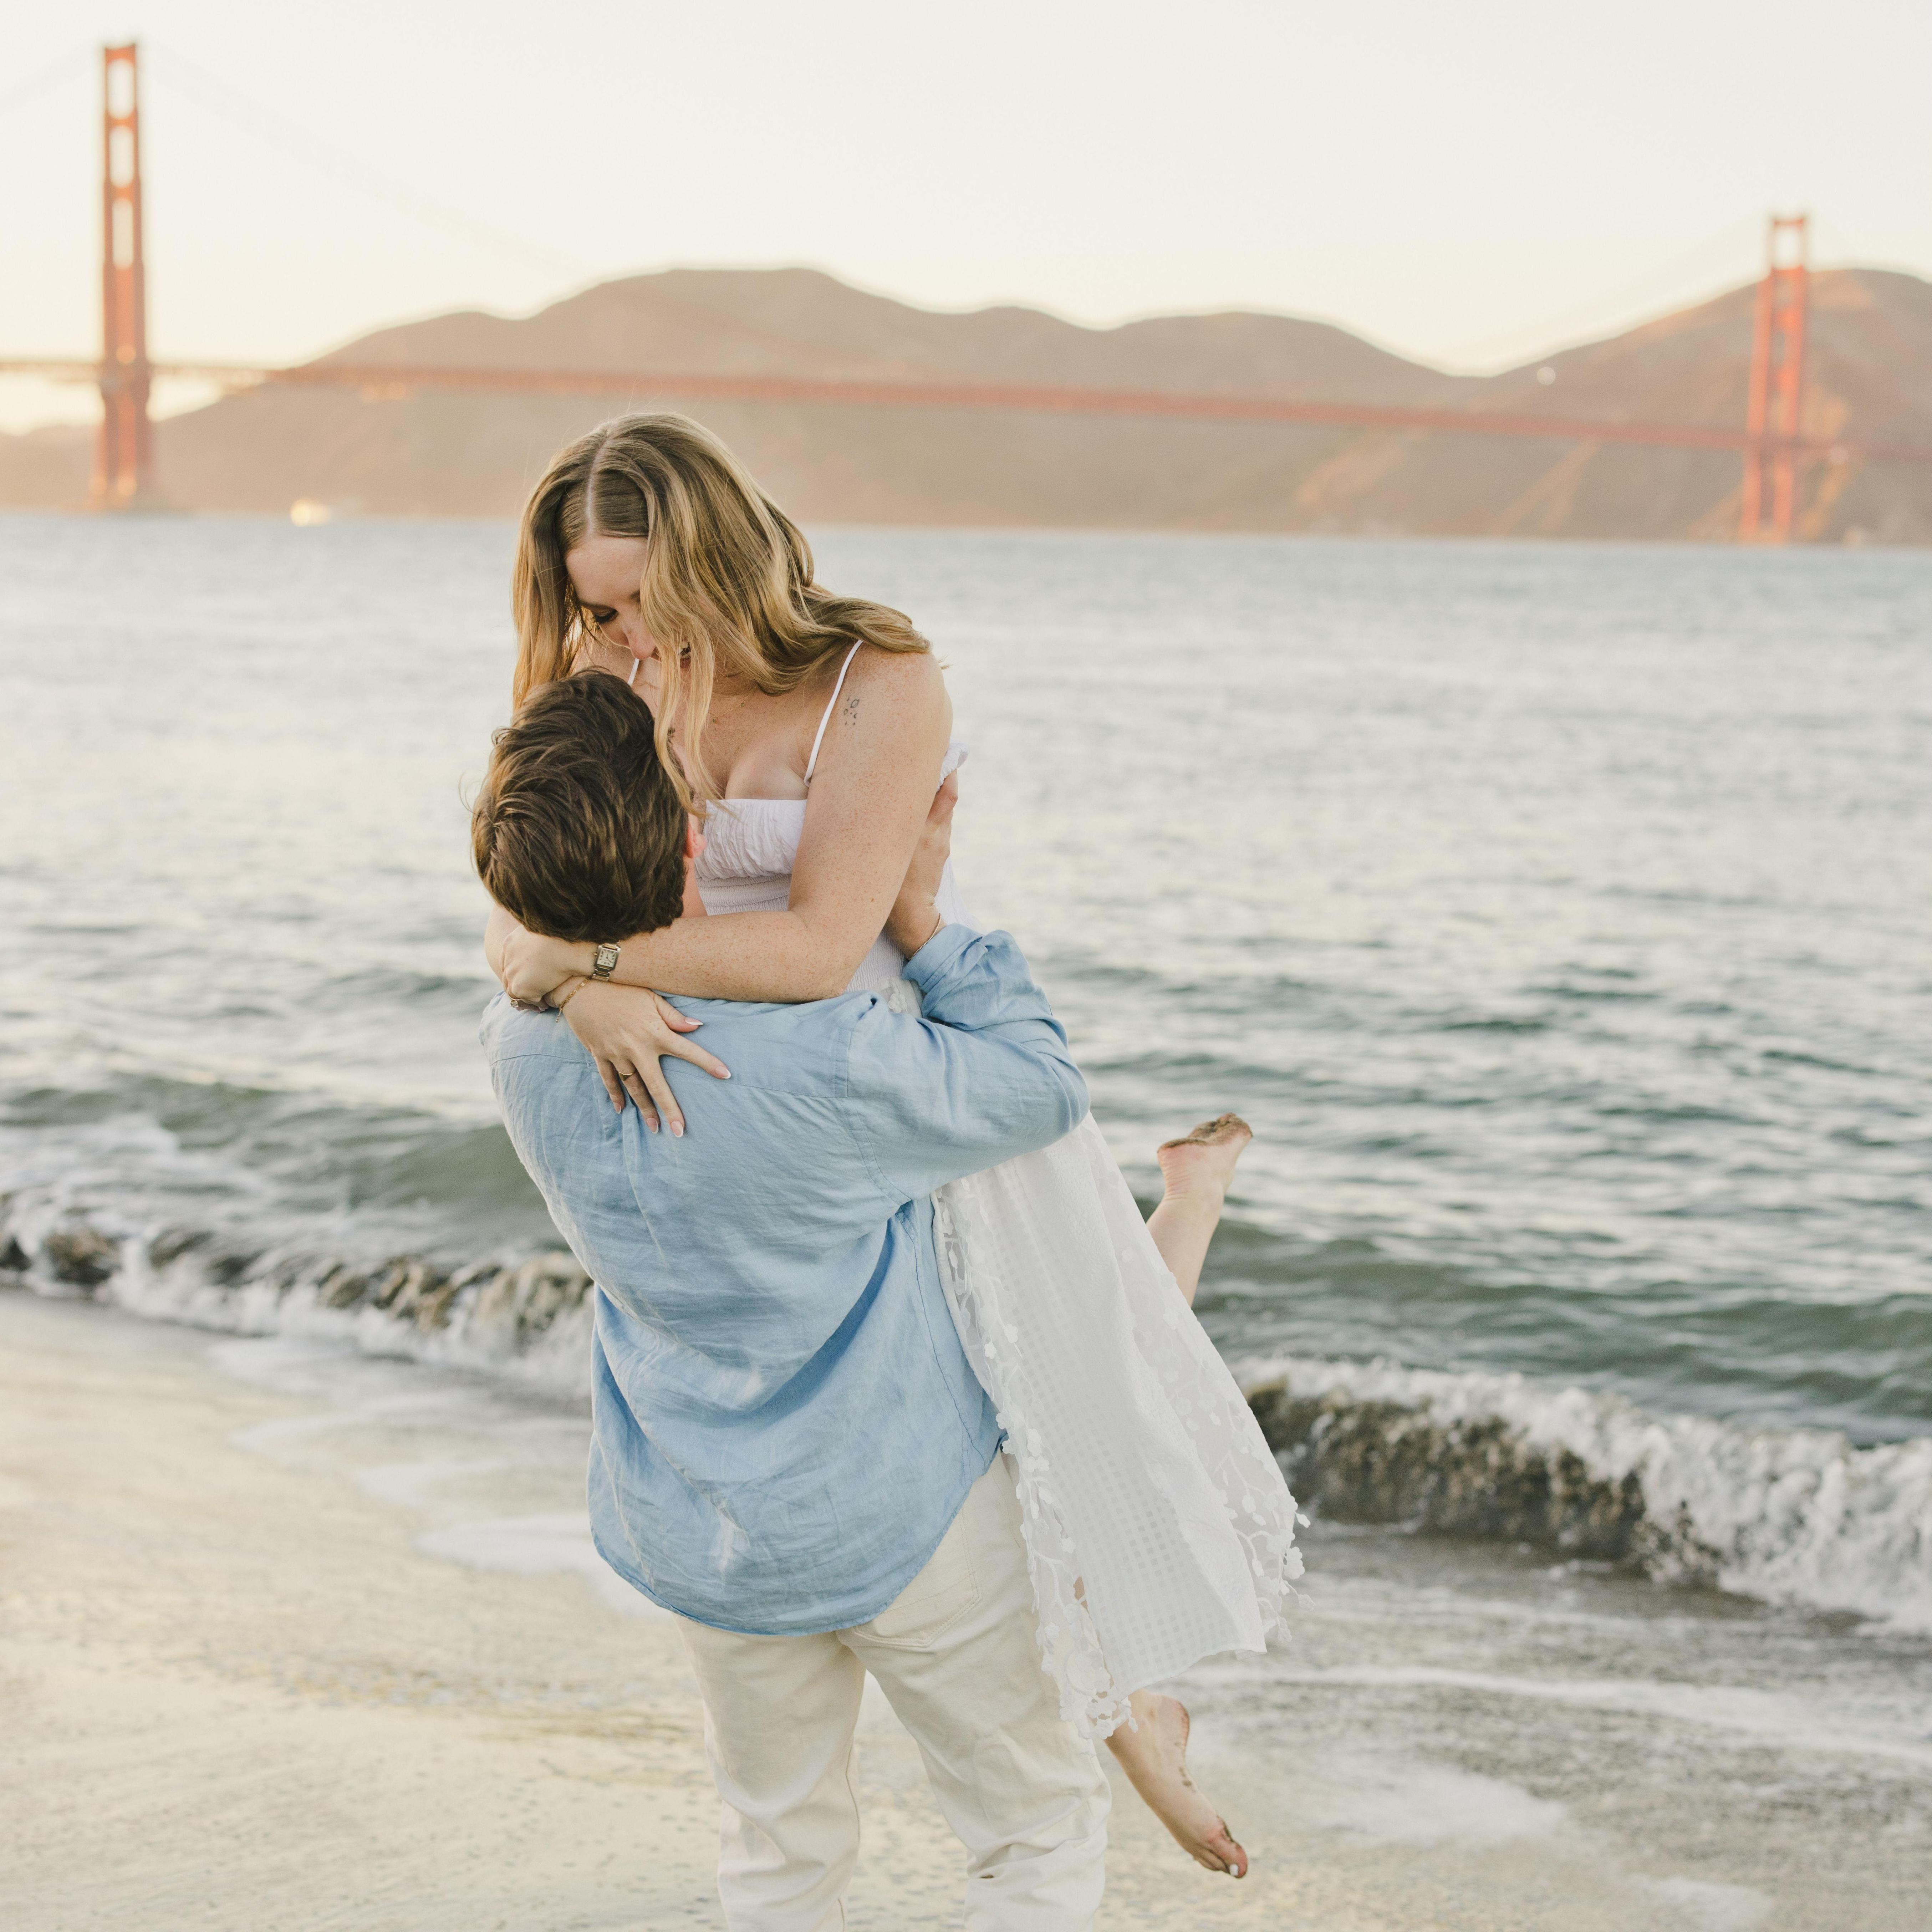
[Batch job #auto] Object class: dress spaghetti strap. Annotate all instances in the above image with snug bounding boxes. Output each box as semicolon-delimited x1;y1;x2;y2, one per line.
804;641;864;786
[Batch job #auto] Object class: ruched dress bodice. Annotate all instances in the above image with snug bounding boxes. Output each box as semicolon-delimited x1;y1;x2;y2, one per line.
694;741;973;994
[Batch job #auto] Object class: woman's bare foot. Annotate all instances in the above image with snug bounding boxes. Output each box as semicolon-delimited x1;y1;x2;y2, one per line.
1146;1115;1252;1305
1156;1112;1252;1202
1106;1689;1248;1877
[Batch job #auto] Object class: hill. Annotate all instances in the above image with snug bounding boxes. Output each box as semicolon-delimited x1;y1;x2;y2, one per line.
2;265;1927;540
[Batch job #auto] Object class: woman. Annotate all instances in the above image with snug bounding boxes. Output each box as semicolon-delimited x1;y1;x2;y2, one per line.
489;414;1301;1878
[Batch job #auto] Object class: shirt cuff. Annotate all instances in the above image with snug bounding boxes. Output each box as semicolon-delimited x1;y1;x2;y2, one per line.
902;922;978;986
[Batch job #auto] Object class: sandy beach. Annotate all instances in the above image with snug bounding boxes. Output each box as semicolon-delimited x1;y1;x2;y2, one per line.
4;1286;1923;1932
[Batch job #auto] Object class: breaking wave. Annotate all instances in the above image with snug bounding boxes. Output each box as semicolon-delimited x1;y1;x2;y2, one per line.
6;1188;1927;1633
1244;1357;1932;1632
0;1189;598;1402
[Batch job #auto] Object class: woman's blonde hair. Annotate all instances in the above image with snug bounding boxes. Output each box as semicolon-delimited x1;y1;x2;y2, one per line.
511;413;929;810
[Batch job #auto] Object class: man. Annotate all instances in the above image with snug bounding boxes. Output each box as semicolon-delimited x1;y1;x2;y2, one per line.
473;669;1111;1930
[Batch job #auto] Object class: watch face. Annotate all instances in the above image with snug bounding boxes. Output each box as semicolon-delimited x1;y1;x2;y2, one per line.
593;943;620;978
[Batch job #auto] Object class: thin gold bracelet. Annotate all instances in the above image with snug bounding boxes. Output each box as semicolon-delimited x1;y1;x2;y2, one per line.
549;977;590;1014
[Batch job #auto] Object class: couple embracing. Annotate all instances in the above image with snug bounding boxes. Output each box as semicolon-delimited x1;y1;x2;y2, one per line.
474;414;1302;1928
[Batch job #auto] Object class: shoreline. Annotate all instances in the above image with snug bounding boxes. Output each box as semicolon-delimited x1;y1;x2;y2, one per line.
8;1177;1929;1635
6;1288;1927;1931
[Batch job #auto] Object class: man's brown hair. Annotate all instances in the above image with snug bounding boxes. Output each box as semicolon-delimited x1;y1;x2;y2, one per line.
472;671;686;941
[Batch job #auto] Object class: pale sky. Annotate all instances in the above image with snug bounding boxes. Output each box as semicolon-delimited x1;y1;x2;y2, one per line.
3;1;1927;432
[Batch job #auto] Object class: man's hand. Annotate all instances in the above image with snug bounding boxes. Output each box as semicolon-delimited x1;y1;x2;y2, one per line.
885;774;957;958
485;902;518;985
499;919;588;1006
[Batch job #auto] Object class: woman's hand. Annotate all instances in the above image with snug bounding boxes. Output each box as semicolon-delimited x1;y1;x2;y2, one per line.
884;774;957;957
560;980;731;1133
499;919;588;1007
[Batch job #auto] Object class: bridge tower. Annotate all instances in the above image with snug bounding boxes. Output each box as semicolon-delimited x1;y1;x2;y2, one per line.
94;42;155;508
1738;214;1809;544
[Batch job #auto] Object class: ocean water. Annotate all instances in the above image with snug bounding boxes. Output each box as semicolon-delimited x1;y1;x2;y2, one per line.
2;513;1930;1654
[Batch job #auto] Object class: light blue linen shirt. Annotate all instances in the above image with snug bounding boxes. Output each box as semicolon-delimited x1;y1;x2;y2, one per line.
481;925;1087;1636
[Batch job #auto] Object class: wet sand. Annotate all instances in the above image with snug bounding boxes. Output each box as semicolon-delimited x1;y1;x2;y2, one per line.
3;1288;1922;1931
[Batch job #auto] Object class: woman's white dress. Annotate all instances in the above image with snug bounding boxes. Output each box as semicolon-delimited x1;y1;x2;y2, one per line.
696;742;1303;1737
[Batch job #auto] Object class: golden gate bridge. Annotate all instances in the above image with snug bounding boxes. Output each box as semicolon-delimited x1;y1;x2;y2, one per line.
6;44;1928;542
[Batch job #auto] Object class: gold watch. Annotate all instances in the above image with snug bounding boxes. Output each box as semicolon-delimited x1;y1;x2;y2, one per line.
591;943;621;981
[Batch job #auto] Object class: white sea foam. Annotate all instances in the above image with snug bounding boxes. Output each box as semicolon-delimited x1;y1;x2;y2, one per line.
1266;1663;1932;1769
1240;1354;1932;1634
357;1458;507;1510
415;1513;667;1618
1312;1751;1565;1845
1636;1876;1773;1932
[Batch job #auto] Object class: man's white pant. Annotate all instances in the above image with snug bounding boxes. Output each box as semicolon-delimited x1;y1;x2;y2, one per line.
676;1454;1111;1931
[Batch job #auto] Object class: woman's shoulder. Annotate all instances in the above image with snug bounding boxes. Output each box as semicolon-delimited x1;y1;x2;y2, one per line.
838;638;943;687
802;643;950;791
835;642;949;725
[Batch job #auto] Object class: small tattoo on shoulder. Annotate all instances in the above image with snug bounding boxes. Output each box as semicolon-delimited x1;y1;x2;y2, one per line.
842;693;861;727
